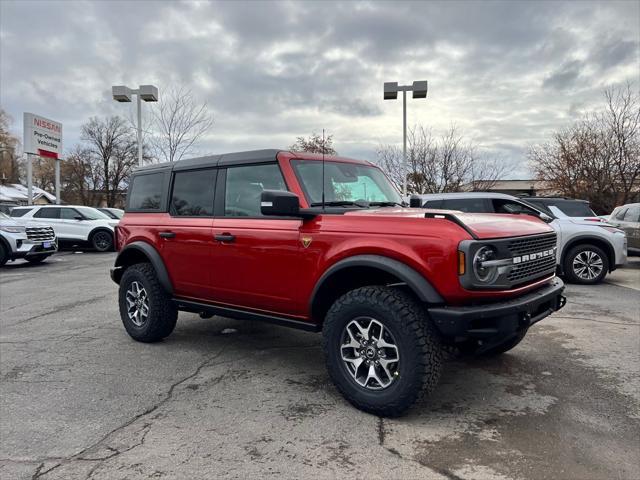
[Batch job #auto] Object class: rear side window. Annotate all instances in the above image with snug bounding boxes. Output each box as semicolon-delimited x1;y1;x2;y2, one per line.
128;173;164;211
440;198;492;213
170;169;216;216
33;207;61;219
225;164;287;217
9;208;30;217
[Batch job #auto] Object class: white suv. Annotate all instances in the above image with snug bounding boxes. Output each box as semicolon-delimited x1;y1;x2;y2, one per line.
414;192;627;285
0;212;58;266
10;205;118;252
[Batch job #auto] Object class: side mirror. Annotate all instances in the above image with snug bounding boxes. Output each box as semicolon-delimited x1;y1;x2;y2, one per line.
539;212;553;223
74;215;84;221
261;190;315;219
409;195;422;208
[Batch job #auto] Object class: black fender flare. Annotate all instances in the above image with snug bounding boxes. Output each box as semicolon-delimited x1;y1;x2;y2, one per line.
309;254;444;313
113;241;173;294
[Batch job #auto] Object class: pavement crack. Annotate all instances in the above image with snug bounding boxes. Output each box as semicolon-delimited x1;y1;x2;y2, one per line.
6;294;110;328
31;347;226;478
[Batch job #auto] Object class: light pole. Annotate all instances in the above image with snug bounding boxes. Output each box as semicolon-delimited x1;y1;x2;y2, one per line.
383;80;428;197
112;85;159;167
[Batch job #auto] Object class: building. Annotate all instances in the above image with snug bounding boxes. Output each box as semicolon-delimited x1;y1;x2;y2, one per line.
0;183;57;206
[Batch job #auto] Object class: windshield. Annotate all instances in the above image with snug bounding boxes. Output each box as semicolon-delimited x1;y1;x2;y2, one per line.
77;207;111;220
291;160;402;206
530;199;595;217
100;208;124;219
0;212;9;219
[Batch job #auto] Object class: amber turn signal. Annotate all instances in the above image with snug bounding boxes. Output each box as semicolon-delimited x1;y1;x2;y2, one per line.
458;251;466;275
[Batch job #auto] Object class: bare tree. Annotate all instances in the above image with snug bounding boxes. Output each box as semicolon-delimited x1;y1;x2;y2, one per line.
375;124;503;194
529;84;639;213
61;145;103;205
82;116;138;207
0;109;23;183
290;132;337;155
150;86;214;163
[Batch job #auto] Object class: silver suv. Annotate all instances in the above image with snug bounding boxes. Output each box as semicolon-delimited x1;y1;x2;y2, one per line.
0;212;58;266
414;192;627;285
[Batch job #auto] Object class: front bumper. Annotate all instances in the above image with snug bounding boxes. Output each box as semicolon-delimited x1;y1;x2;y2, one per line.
11;239;58;259
428;277;565;339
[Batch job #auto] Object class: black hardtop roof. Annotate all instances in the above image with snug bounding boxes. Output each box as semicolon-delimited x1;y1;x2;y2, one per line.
133;149;283;174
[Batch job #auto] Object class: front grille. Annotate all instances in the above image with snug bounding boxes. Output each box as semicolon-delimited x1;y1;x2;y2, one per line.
507;233;557;285
507;233;557;256
26;226;56;242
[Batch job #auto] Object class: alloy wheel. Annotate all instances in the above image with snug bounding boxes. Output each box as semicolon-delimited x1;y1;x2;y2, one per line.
572;250;604;281
126;281;149;327
340;316;400;390
94;232;112;251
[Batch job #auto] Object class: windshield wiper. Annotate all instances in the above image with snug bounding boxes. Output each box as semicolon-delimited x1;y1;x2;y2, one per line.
309;200;370;208
369;201;404;207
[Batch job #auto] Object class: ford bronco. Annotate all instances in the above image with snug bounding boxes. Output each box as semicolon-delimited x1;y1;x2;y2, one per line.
110;149;566;416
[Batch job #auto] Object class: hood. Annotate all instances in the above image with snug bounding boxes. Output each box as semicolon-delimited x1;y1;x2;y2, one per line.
344;208;554;240
1;217;52;229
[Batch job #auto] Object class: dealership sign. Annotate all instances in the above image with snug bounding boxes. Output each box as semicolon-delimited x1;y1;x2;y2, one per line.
23;113;62;159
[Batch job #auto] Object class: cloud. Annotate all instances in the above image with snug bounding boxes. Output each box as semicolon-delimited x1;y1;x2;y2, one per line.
0;0;638;179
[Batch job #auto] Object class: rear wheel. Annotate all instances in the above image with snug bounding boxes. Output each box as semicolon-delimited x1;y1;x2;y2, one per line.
563;244;609;284
323;286;443;417
118;263;177;342
26;254;51;264
91;230;113;252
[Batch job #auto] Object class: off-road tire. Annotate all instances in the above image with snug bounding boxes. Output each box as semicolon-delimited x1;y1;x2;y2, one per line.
91;230;114;252
119;263;177;342
323;286;443;417
458;329;528;357
26;254;51;264
0;243;8;267
563;244;609;285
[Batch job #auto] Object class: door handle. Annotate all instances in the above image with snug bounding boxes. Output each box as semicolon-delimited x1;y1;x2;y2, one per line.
159;231;176;239
215;233;235;243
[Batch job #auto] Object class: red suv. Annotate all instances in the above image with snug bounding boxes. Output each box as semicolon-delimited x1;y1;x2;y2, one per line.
111;149;565;416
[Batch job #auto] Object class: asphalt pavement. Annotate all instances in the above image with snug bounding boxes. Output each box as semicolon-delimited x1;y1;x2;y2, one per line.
1;252;638;480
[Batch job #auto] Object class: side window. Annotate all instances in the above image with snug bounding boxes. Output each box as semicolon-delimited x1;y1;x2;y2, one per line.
60;208;80;220
225;163;287;217
623;206;640;222
10;208;29;217
33;208;60;219
423;200;443;209
170;169;216;217
128;173;164;211
614;208;627;221
440;198;492;213
492;199;538;215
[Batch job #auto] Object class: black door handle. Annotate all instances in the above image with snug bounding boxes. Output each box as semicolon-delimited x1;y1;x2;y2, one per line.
159;231;176;238
215;233;235;243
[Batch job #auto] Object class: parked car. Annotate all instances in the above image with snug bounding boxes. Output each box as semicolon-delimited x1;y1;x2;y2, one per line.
608;203;640;255
10;205;118;252
110;149;566;417
0;212;57;266
415;192;627;284
0;203;19;215
98;207;124;219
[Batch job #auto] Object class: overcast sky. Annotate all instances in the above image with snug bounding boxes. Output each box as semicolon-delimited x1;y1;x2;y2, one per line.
1;0;638;177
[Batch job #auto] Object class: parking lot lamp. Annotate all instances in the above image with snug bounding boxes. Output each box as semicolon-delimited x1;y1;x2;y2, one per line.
383;81;428;196
111;85;159;167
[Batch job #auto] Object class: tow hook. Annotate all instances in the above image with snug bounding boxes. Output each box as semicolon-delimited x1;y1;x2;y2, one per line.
558;296;567;310
521;312;532;327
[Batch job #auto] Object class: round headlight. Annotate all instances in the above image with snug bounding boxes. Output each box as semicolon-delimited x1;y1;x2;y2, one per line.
473;246;499;283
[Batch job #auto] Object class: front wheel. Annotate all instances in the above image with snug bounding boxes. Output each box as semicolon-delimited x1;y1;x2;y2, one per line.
91;230;114;252
118;263;178;342
563;244;609;284
323;286;443;417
